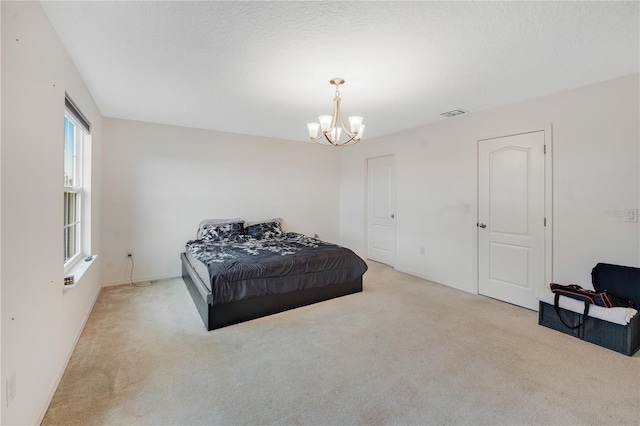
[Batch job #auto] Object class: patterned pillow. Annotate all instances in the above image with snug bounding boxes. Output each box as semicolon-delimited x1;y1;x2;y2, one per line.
246;219;283;239
196;218;244;239
199;222;244;241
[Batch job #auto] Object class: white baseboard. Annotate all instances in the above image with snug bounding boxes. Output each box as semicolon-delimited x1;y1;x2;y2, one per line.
36;285;101;425
101;272;181;287
394;266;475;295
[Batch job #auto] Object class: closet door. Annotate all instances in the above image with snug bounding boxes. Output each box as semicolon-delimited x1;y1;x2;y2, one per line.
367;155;396;266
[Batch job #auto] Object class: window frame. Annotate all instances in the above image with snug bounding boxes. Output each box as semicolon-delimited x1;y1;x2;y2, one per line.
63;111;85;271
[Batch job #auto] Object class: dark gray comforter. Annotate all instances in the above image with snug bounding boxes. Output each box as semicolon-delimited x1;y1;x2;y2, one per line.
186;233;368;305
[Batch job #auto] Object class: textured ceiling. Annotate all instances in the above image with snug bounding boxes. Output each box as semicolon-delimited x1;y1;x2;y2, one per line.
41;1;639;142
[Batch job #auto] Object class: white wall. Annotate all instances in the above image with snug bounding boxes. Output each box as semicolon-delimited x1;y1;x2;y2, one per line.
0;5;636;421
340;74;639;292
101;118;340;285
1;2;103;424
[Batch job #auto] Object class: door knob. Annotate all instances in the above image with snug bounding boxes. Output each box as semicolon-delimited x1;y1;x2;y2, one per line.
477;223;486;228
391;214;395;218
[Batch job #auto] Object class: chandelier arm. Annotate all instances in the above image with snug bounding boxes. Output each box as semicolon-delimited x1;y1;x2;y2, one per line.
322;132;337;146
331;96;341;135
333;97;356;142
340;133;358;145
336;107;356;138
310;131;360;146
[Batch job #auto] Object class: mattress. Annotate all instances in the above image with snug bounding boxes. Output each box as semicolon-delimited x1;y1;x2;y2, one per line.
185;248;211;291
185;233;368;306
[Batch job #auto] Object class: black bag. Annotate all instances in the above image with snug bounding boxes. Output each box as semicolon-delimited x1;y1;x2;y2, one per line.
549;283;634;329
550;283;634;308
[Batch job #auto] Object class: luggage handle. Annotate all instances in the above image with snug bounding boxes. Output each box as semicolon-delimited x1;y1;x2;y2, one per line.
554;293;589;330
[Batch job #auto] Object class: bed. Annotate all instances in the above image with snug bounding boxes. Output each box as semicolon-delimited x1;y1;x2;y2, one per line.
180;218;368;330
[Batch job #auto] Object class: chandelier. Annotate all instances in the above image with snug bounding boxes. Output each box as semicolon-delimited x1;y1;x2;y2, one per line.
307;78;365;146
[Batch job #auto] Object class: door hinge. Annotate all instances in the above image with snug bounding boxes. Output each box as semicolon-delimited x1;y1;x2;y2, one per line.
544;217;547;226
544;145;546;154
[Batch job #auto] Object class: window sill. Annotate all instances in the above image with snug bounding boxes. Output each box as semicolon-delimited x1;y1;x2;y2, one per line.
64;255;97;289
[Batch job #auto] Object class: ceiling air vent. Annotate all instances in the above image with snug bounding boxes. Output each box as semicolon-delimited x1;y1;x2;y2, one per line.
440;109;467;118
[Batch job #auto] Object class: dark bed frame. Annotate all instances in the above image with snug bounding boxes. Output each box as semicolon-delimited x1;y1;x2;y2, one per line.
180;253;363;330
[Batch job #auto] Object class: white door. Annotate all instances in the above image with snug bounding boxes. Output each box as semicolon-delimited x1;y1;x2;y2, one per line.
478;131;546;310
367;155;396;266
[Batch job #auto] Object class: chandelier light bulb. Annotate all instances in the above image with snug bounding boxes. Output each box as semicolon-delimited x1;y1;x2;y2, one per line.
330;127;342;143
348;116;363;134
318;115;332;133
307;123;320;139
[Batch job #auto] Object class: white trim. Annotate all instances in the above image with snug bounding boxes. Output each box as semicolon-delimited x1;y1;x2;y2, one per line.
544;124;554;289
63;255;97;288
63;111;85;267
63;251;83;275
363;152;397;267
394;266;475;294
472;124;554;298
471;139;479;294
476;124;552;143
363;157;368;259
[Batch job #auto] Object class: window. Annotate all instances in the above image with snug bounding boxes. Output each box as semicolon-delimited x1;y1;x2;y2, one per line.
64;95;91;269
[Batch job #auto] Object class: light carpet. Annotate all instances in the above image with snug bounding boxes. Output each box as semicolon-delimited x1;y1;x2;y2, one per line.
43;261;640;425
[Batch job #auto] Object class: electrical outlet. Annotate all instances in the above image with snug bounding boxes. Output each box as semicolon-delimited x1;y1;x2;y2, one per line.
6;372;16;407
